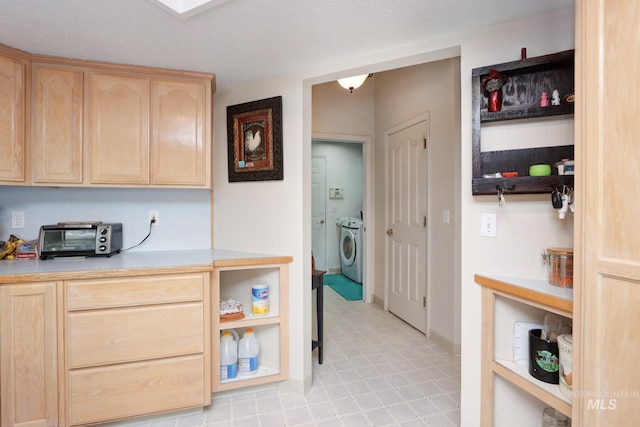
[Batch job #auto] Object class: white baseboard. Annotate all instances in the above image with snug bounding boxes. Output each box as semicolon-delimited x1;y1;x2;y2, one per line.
429;328;461;355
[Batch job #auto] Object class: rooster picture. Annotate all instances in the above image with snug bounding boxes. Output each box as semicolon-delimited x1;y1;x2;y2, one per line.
244;129;262;152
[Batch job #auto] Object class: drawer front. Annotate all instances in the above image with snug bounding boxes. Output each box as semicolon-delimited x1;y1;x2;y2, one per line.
68;355;205;426
68;302;203;368
67;273;205;310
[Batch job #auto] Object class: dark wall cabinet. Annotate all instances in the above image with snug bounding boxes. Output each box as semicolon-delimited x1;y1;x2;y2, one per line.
472;50;575;195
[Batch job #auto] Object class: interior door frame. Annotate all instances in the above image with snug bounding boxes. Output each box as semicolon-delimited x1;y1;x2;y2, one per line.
312;132;374;303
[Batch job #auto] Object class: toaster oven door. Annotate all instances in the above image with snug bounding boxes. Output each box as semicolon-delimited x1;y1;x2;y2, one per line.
40;229;97;254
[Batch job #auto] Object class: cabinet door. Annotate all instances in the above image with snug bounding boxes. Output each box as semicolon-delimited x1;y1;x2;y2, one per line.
33;67;84;183
0;282;59;427
150;79;209;186
68;302;204;368
89;73;149;184
68;355;205;426
575;0;640;425
0;55;25;182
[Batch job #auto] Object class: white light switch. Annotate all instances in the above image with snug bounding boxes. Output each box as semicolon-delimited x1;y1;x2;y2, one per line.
480;213;497;237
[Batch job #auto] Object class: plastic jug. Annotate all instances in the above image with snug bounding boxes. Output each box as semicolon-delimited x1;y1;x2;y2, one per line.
238;328;260;376
220;331;238;380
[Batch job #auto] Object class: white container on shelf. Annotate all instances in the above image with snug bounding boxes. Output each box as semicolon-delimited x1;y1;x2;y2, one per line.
220;331;238;380
238;328;260;376
557;334;573;400
251;283;269;315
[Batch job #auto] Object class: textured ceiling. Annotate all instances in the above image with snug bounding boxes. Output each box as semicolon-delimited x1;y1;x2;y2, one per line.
0;0;573;90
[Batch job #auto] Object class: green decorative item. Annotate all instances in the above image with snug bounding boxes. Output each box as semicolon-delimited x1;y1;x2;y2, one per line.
529;164;552;176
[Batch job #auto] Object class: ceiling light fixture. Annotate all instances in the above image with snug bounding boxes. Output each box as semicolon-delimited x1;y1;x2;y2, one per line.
148;0;233;19
337;74;371;93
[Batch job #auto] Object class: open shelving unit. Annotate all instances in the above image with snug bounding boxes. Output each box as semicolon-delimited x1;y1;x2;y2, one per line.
471;49;575;195
212;256;292;392
475;274;573;425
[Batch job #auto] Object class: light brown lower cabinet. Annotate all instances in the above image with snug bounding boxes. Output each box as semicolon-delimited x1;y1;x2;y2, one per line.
64;272;211;426
68;355;206;426
0;282;60;427
0;259;292;426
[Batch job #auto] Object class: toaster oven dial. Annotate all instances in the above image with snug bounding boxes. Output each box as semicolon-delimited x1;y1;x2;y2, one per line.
99;245;107;252
99;236;107;243
100;228;109;235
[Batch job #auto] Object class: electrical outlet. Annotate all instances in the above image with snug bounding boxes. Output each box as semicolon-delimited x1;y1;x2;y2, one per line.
11;211;25;229
149;210;159;226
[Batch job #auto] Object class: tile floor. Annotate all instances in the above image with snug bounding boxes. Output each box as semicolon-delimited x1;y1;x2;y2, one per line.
133;285;461;427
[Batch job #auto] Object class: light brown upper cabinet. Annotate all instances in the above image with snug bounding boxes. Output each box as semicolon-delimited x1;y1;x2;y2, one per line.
89;73;212;187
0;43;214;188
151;79;209;186
0;51;26;183
89;72;150;184
33;65;84;183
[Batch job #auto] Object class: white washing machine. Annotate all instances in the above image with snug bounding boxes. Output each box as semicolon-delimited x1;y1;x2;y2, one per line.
339;218;363;283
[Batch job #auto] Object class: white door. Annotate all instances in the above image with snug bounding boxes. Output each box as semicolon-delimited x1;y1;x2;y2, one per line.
311;156;327;270
385;118;428;333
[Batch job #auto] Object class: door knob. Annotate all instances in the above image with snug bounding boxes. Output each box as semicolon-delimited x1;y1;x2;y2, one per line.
320;219;325;224
386;228;394;236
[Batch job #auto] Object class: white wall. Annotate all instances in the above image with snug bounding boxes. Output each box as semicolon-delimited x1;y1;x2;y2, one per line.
458;12;575;425
0;186;211;251
311;141;363;272
373;58;461;353
212;75;308;393
213;6;575;424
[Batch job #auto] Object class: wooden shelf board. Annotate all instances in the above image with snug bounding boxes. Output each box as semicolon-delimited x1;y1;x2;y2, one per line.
480;104;574;123
475;274;573;316
472;175;574;195
493;359;572;418
219;315;281;329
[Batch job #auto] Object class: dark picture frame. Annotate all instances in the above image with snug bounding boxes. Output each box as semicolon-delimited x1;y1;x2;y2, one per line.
226;96;283;182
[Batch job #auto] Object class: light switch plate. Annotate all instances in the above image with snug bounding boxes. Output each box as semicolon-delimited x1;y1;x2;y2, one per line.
480;213;497;237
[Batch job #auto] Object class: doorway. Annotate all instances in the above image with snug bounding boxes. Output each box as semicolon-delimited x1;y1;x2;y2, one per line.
311;134;374;303
309;55;461;353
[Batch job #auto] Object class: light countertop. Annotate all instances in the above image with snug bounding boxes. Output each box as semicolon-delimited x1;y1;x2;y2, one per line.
0;249;293;283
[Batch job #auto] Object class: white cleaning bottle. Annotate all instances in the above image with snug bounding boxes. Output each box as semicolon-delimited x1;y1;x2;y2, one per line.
238;328;260;376
220;331;238;380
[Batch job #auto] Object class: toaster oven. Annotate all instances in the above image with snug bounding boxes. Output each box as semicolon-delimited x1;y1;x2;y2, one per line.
38;222;123;260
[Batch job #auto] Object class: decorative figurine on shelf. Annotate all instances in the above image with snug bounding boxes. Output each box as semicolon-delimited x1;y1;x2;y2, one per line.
482;68;508;112
551;89;561;106
540;91;550;107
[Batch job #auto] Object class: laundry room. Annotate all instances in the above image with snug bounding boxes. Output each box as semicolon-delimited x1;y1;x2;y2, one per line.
311;139;364;293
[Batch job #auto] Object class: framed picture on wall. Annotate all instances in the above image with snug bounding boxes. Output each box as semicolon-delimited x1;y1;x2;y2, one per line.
226;96;283;182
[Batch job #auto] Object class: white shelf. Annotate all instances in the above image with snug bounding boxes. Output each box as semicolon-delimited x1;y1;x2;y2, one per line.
220;365;280;385
487;275;573;302
493;359;571;417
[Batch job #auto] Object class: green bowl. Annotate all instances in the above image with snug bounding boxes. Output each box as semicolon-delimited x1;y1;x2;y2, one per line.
529;164;551;176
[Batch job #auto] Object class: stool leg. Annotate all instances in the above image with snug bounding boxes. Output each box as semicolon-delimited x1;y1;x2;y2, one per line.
317;282;323;364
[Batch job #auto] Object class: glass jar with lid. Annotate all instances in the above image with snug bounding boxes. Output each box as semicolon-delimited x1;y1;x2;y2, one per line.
542;407;570;426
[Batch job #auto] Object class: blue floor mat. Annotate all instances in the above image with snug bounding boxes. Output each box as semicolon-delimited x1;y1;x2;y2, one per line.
323;274;362;301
